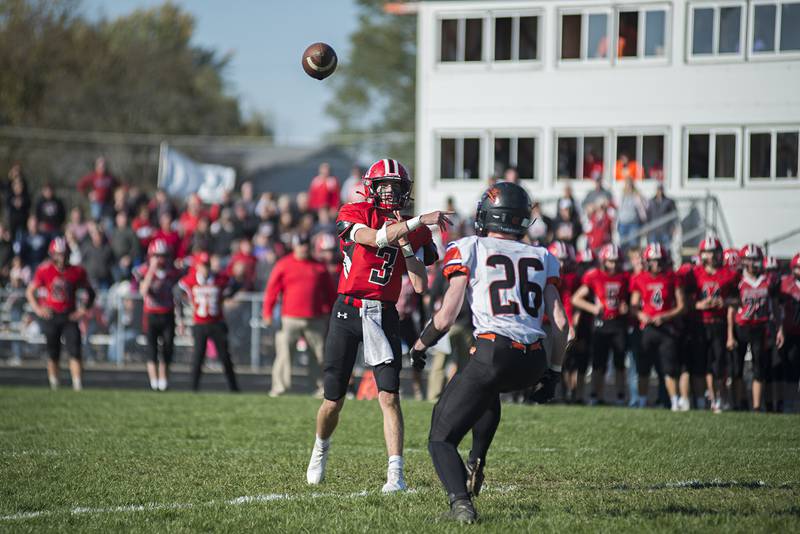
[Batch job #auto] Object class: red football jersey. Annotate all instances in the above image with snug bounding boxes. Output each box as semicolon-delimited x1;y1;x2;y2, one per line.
690;265;737;323
178;272;230;324
336;202;433;302
31;261;92;314
133;264;182;315
581;268;629;320
560;271;580;326
630;270;680;328
734;273;777;326
780;275;800;336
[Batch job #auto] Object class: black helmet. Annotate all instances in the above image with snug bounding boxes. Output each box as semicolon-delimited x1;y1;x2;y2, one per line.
474;182;533;237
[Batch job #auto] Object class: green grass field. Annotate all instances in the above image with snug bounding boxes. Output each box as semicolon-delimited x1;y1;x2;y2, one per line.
1;387;798;533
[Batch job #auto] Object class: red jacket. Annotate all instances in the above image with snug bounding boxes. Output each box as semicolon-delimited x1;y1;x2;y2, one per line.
263;254;336;319
77;172;118;204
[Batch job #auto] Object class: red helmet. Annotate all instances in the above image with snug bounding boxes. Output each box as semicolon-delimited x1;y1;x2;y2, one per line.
147;238;169;257
599;243;620;262
763;256;778;271
548;240;575;261
791;253;800;270
699;236;722;253
363;158;412;210
643;243;665;261
48;236;68;257
577;248;594;264
723;248;741;269
739;243;764;261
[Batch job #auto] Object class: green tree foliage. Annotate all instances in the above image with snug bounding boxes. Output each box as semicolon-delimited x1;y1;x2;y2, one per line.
325;0;416;165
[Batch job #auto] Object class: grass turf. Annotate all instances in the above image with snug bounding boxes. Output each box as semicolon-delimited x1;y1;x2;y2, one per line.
0;387;798;533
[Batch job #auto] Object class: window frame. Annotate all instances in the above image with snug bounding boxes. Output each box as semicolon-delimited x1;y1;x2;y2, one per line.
553;129;611;183
682;126;742;187
490;130;542;182
490;9;544;67
611;128;671;183
436;13;488;65
743;125;800;185
557;7;614;66
435;131;487;182
614;4;672;65
747;0;800;61
686;1;747;63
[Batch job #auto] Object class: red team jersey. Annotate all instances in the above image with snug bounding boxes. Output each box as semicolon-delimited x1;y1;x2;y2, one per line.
336;202;433;302
580;268;630;321
780;275;800;336
558;271;580;326
690;265;737;324
178;272;230;324
734;274;777;326
630;270;680;328
31;261;91;314
133;264;182;315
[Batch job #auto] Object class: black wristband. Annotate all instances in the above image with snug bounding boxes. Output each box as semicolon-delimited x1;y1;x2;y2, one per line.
419;319;447;347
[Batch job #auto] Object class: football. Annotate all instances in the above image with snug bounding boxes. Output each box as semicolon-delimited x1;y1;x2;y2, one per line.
301;42;337;80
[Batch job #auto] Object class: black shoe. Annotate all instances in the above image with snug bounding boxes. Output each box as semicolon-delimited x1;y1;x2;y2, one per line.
466;459;485;497
443;498;477;524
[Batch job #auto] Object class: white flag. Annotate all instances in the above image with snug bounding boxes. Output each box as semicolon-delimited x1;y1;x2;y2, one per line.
158;144;236;204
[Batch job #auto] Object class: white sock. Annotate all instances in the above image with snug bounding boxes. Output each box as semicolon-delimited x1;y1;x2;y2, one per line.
150;378;159;390
72;378;82;391
48;375;59;389
670;395;679;408
158;378;167;391
388;455;404;473
315;436;330;449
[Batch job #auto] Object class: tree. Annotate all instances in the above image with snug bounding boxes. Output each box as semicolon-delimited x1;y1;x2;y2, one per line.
324;0;416;166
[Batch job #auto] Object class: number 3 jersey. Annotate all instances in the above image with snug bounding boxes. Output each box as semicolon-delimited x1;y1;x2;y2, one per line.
335;202;433;303
443;236;560;344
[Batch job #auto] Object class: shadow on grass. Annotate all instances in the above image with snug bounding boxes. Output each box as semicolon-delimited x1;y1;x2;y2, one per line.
638;505;800;519
612;480;786;491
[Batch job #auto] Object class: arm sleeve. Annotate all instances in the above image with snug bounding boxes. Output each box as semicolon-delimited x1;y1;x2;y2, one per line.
262;261;284;318
442;239;474;280
544;252;561;288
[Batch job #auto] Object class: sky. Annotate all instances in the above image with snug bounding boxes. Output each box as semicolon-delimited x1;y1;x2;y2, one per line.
82;0;360;145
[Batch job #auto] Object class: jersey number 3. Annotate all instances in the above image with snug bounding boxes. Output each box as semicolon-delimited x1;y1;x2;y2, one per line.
487;255;543;317
369;247;398;286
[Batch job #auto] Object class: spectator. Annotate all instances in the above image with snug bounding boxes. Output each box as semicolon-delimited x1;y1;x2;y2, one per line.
647;183;677;250
152;213;181;258
586;200;615;253
149;189;177;222
66;207;89;244
227;239;258;290
527;201;552;245
501;166;520;184
178;194;206;240
131;205;155;251
109;211;141;282
307;162;340;211
77;156;118;221
18;216;49;268
240;181;256;215
0;224;13;285
615;153;644;182
112;187;130;219
340;166;366;204
34;183;66;236
190;216;213;254
552;198;583;248
581;176;613;211
617;177;648;252
583;150;604;181
211;208;237;258
262;233;336;397
5;176;30;240
232;201;258;241
81;222;114;290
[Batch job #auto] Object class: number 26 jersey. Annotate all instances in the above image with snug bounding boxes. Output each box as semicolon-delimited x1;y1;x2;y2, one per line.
443;236;560;344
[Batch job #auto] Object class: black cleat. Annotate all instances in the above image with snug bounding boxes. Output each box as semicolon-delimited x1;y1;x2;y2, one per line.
466;458;485;497
443;498;477;524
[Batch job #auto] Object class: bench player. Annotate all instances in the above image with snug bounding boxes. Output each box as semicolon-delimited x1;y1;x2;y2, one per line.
409;182;568;523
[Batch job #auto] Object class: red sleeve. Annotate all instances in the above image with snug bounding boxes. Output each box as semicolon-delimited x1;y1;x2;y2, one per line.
336;203;369;239
31;266;45;289
262;259;285;319
581;269;595;289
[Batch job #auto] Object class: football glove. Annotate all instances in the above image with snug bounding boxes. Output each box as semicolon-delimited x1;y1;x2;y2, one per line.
409;348;427;371
530;368;561;404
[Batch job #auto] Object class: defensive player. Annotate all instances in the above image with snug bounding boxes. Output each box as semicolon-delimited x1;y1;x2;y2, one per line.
630;243;686;409
572;243;630;405
409;182;568;523
689;237;737;413
26;237;96;390
778;253;800;412
305;159;447;492
133;238;182;391
727;244;784;411
178;251;240;392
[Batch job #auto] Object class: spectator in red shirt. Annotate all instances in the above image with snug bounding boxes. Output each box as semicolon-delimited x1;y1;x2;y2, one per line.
152;212;182;259
308;162;340;212
77;156;118;221
227;239;258;290
131;205;156;250
178;194;206;241
262;233;336;397
586;199;615;253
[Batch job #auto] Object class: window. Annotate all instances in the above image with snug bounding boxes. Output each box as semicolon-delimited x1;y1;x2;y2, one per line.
493;13;540;62
688;2;745;60
686;129;740;182
614;132;666;181
438;136;482;180
439;17;484;63
617;7;669;59
556;133;606;180
750;1;800;56
493;135;537;180
746;127;800;181
560;10;611;61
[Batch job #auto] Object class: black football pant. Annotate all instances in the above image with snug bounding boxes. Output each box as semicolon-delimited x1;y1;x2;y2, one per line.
428;335;546;502
734;324;769;382
191;321;239;391
40;312;81;361
145;312;175;365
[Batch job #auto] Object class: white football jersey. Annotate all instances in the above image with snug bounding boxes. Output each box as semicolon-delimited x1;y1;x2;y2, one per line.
443;235;560;343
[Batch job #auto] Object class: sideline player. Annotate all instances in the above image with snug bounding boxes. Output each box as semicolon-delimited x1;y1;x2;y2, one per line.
547;241;581;402
778;253;800;412
26;237;96;390
572;243;630;405
305;159;447;492
409;182;568;523
133;238;182;391
630;243;686;409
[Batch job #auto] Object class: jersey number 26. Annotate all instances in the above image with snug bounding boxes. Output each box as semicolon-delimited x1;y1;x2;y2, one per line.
487;255;543;317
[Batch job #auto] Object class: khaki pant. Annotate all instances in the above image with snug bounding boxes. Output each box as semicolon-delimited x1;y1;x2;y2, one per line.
427;322;472;401
271;316;327;395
